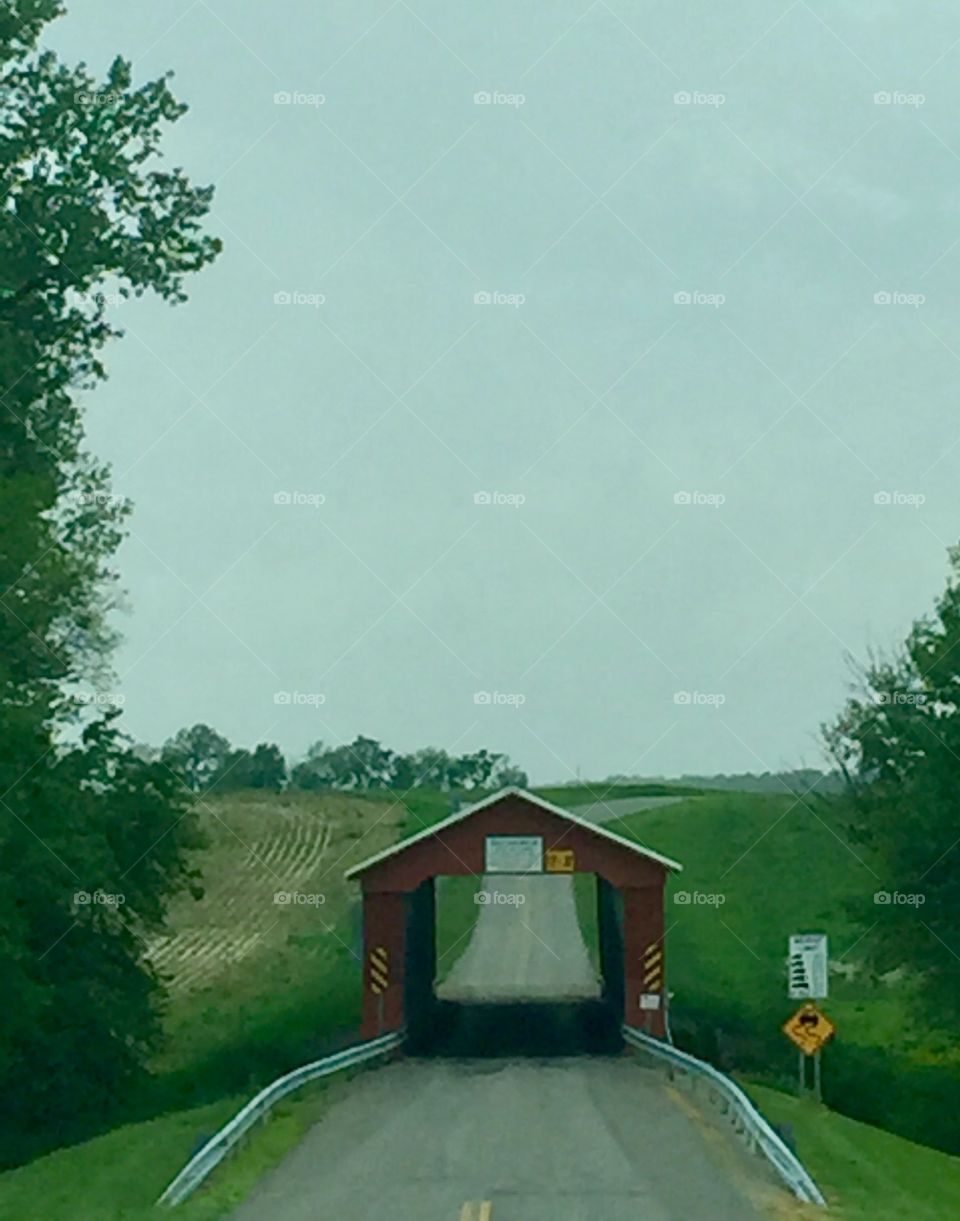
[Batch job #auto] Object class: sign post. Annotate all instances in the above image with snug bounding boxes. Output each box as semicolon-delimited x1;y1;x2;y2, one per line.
788;933;828;1001
786;934;831;1098
782;1001;836;1095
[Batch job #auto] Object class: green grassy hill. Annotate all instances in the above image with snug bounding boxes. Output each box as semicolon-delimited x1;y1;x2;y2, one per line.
745;1082;960;1221
583;791;960;1156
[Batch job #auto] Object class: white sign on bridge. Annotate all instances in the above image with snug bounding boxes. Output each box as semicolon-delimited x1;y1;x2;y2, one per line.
484;835;543;874
788;933;828;999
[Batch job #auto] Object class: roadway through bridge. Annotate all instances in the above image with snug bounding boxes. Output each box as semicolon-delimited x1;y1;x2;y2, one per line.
228;798;787;1220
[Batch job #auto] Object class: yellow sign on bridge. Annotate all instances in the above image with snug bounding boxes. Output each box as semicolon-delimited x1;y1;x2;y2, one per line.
545;847;575;872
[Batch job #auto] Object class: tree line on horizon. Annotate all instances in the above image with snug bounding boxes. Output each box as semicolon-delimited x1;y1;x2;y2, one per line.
152;724;528;796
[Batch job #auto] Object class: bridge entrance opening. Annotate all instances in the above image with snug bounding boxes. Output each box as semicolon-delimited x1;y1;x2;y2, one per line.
403;871;618;1056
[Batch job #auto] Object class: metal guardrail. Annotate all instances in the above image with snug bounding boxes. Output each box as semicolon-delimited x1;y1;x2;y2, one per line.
157;1031;404;1207
622;1024;827;1207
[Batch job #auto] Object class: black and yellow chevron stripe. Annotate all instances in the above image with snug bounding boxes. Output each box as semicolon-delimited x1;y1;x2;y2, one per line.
369;945;389;994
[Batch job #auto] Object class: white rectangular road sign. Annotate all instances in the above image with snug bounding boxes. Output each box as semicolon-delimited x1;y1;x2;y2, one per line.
484;835;543;874
788;933;828;999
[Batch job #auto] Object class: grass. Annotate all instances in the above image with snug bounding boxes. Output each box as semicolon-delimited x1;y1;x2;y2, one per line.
0;1070;370;1221
602;792;960;1154
743;1080;960;1221
152;791;405;1111
572;872;601;972
0;1097;240;1221
0;789;408;1220
605;792;922;1049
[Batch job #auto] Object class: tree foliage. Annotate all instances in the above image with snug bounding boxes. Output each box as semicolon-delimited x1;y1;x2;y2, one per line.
0;1;219;1156
289;737;528;794
824;547;960;1025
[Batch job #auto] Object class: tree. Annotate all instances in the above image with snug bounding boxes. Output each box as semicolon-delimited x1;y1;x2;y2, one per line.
290;736;393;790
824;546;960;1026
490;758;529;789
450;748;502;790
405;746;453;790
161;724;232;793
343;735;394;789
0;0;219;1156
219;742;286;791
290;740;337;791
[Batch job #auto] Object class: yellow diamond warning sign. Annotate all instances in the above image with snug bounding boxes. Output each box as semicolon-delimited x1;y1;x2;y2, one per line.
545;848;575;872
783;1002;836;1056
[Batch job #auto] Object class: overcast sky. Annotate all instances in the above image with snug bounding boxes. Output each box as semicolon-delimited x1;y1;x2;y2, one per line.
49;2;960;783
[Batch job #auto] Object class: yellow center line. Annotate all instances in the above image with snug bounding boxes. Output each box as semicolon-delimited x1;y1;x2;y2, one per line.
459;1201;492;1220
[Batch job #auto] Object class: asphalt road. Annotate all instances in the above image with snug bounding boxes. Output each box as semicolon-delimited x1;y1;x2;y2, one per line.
229;793;779;1220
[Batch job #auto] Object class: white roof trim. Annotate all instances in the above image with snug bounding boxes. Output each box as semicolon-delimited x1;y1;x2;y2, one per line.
344;786;682;879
